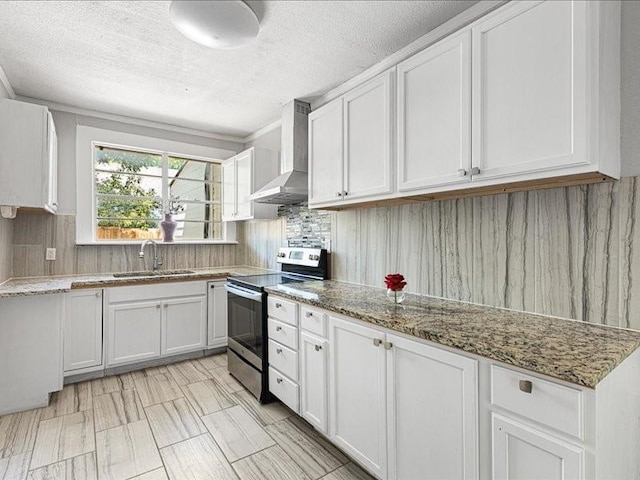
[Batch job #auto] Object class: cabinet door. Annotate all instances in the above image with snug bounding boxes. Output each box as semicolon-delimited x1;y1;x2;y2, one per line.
207;281;228;348
397;30;471;192
329;316;387;479
492;414;583;480
234;149;254;219
162;296;207;356
308;98;344;206
472;1;588;180
343;70;394;200
300;331;328;433
107;301;161;366
386;333;478;480
64;289;103;372
46;112;58;212
222;157;236;220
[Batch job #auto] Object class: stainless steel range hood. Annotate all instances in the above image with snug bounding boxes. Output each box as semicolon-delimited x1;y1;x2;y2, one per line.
248;100;311;204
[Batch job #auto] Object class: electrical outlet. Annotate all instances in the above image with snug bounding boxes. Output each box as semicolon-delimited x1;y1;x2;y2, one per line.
45;248;56;261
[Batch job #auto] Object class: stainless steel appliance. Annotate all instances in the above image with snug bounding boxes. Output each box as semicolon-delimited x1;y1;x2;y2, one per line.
226;247;328;402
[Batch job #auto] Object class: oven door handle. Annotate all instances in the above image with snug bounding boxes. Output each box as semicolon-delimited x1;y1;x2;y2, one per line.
225;284;263;301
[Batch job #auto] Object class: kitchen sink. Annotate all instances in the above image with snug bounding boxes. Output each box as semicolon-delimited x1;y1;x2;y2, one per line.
112;269;195;278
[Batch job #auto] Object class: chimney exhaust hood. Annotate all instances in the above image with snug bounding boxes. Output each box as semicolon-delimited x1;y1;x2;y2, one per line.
248;100;311;204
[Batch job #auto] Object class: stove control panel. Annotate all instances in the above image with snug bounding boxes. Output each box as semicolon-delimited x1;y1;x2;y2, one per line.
276;247;326;268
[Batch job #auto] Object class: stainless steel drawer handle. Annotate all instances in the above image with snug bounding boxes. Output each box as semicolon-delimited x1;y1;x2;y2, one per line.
276;378;283;384
305;312;313;318
315;344;322;351
373;338;383;347
276;326;282;332
275;303;282;308
519;380;533;394
276;348;282;354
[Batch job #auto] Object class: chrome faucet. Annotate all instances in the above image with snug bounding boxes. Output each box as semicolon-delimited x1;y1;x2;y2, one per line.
139;239;163;271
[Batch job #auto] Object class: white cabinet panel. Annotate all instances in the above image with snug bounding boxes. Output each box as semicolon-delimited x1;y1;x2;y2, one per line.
343;69;394;200
64;289;103;372
472;1;588;180
492;414;583;480
107;301;161;366
235;149;253;219
397;30;471;192
207;281;228;348
308;98;344;205
329;316;387;479
387;333;478;480
300;331;328;433
222;158;236;220
162;296;207;356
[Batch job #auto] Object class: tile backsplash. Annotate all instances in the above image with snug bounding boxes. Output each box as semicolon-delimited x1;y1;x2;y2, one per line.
278;203;331;249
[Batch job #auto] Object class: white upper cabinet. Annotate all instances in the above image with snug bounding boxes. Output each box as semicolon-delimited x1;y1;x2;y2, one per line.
343;70;394;201
221;147;279;221
472;0;594;182
397;30;471;193
308;98;344;205
0;99;58;213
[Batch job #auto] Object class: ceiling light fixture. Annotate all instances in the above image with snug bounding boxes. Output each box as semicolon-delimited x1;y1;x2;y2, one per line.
169;1;259;49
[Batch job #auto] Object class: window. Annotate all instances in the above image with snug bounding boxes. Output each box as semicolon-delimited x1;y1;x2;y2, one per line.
76;126;237;244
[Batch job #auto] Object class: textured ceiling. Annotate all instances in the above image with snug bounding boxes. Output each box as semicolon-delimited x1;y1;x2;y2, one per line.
0;0;477;137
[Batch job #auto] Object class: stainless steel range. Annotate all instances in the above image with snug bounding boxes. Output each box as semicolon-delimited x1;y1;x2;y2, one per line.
225;247;328;402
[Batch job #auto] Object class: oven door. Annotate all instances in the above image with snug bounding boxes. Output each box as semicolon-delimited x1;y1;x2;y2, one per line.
225;283;265;370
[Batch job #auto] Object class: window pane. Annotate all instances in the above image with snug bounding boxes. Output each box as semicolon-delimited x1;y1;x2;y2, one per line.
96;197;162;240
95;146;162;173
95;172;161;198
96;221;162;241
168;156;220;182
169;178;221;203
173;221;224;240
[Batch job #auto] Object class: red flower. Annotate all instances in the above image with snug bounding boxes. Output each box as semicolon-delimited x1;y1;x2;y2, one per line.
385;273;407;291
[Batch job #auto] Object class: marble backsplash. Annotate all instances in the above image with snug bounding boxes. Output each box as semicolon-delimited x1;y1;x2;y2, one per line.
243;177;640;331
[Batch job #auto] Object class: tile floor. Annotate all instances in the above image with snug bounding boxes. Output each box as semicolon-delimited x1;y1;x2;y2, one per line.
0;353;374;480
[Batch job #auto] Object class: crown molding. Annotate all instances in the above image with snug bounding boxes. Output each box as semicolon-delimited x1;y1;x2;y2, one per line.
242;118;282;144
15;95;246;144
0;63;15;99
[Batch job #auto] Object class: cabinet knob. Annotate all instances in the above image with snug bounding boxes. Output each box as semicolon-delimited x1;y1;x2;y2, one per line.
519;380;533;394
343;191;348;196
315;344;322;351
336;192;343;197
305;311;313;318
275;303;282;308
156;304;161;309
457;169;467;177
373;338;383;347
276;348;282;354
384;341;393;350
163;304;168;308
276;326;282;332
276;378;283;384
470;167;481;175
95;291;102;298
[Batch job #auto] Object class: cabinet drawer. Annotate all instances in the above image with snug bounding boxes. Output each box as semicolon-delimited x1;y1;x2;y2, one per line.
269;366;299;413
300;306;327;337
491;365;583;439
268;339;298;381
267;318;298;350
268;296;298;326
107;281;206;303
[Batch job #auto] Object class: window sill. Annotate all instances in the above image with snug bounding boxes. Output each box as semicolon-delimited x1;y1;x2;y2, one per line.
76;240;239;246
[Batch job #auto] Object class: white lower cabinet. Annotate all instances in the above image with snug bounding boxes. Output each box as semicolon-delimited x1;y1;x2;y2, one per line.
64;289;103;373
207;281;228;348
300;331;328;433
386;333;478;480
492;414;583;480
108;301;162;366
329;316;388;479
162;296;207;356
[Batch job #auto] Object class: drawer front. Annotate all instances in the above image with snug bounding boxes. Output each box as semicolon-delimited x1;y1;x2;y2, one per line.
300;306;327;337
268;296;298;326
107;281;206;303
491;365;583;439
268;318;298;350
268;339;298;381
269;366;299;413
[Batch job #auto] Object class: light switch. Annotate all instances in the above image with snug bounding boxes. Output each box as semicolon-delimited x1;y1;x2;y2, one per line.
45;248;56;261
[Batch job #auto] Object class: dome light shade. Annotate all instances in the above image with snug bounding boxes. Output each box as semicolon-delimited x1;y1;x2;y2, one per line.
169;1;259;49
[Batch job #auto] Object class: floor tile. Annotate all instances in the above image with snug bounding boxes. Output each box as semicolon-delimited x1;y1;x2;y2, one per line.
0;409;41;458
27;451;97;480
232;390;292;426
197;354;227;371
130;467;168;479
91;376;128;396
167;361;212;386
160;434;238;480
95;420;162;480
143;365;169;377
201;405;274;463
94;390;146;432
144;398;206;448
134;373;183;408
209;367;244;395
41;382;93;420
0;451;30;480
31;410;95;470
232;444;311;480
320;463;374;480
266;416;348;478
182;379;235;416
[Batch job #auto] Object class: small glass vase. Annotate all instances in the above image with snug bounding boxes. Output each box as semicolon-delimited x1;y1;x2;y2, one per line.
386;288;406;304
161;214;177;242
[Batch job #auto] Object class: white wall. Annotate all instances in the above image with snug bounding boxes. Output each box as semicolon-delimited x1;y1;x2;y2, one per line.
0;79;14;281
620;0;640;176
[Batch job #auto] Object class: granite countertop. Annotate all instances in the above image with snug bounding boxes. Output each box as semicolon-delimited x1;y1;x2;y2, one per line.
0;266;271;298
266;280;640;388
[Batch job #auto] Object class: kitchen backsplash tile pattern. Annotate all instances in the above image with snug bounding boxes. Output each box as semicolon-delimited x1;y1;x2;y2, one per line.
0;217;13;282
278;203;331;248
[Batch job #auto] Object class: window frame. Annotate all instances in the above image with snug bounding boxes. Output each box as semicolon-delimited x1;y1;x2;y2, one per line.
76;125;237;245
